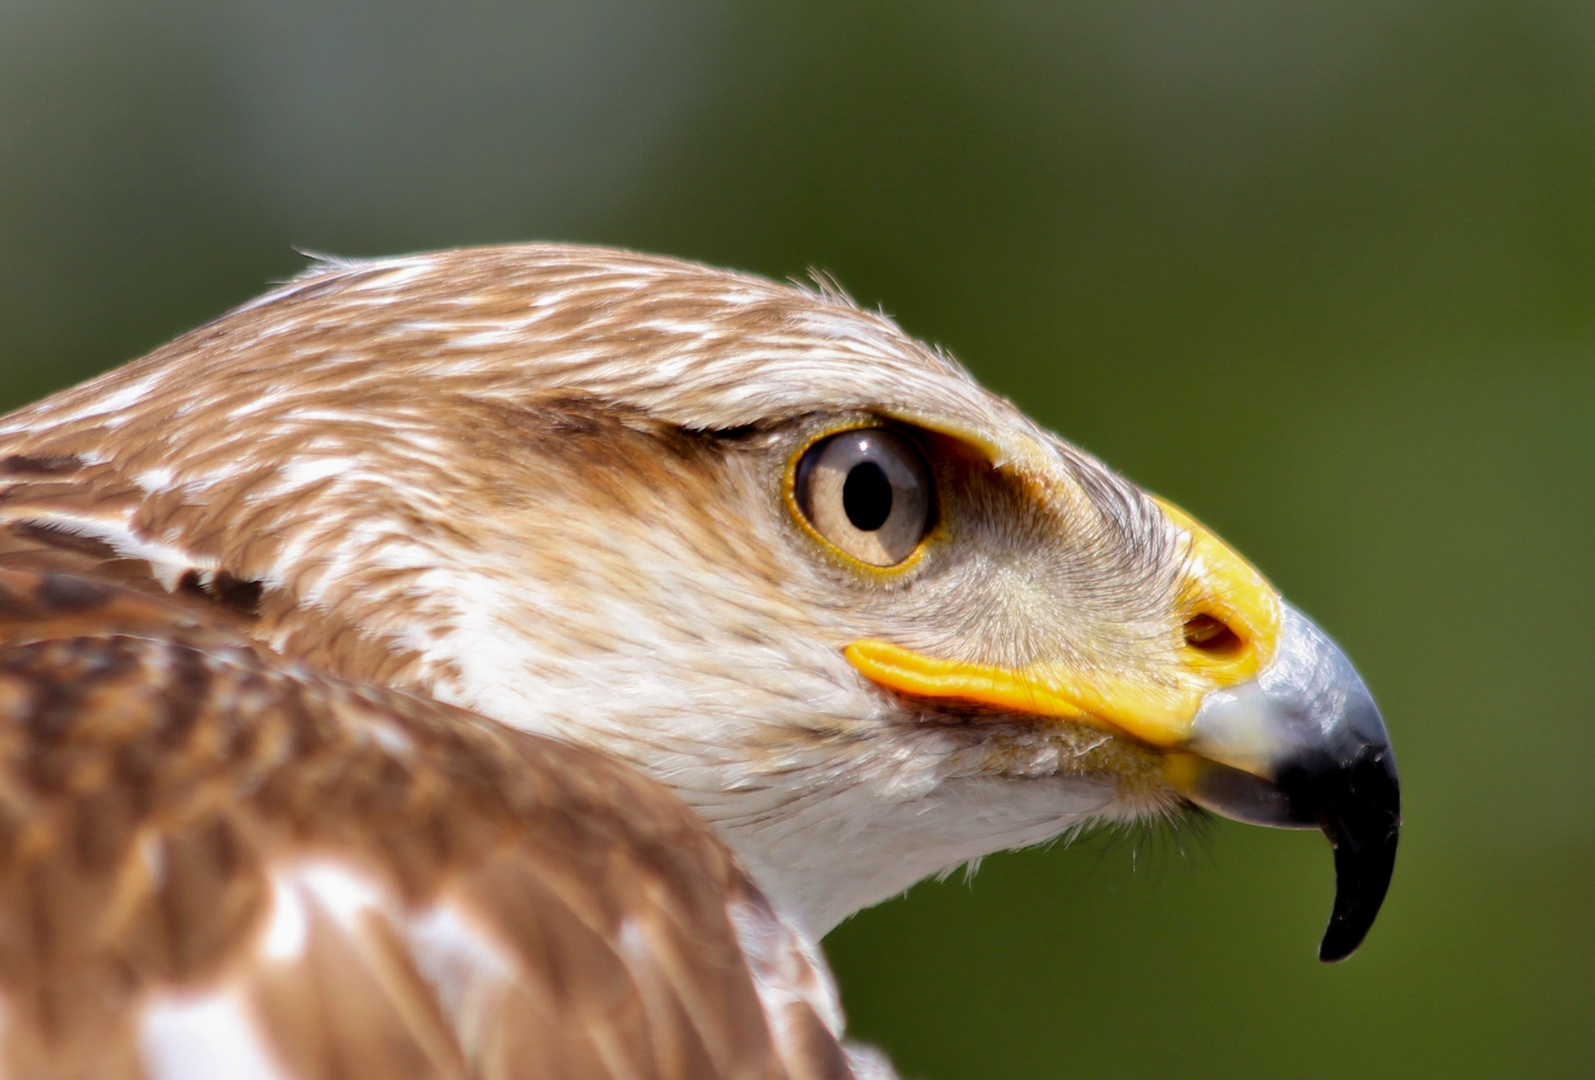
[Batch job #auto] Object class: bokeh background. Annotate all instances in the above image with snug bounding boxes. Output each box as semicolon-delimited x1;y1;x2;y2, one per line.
3;1;1592;1076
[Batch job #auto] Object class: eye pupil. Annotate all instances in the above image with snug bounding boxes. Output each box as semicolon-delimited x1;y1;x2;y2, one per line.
842;461;893;531
793;426;932;567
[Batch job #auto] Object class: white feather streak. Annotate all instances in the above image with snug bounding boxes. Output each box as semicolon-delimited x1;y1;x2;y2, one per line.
139;990;289;1080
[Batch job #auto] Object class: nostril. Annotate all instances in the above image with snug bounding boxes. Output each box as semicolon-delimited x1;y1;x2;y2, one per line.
1185;614;1245;657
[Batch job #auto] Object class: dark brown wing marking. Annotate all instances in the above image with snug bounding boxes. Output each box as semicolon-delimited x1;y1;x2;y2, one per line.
0;511;261;640
0;568;853;1080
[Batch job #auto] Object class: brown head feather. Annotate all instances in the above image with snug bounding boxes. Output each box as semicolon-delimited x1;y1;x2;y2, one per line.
0;243;1216;1078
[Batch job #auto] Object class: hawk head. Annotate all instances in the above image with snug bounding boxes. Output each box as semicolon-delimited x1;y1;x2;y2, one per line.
0;244;1398;960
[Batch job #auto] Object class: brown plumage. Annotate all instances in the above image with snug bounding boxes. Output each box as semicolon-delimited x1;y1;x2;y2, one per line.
0;563;849;1079
0;243;1397;1077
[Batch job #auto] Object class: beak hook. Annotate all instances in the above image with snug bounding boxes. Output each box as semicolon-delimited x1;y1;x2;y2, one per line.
1283;745;1401;962
1185;605;1400;961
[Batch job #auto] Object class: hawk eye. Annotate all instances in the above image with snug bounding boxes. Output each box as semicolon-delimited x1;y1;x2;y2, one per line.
795;428;931;567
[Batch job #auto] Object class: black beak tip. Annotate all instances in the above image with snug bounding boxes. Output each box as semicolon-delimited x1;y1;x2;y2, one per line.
1281;746;1401;963
1317;819;1398;963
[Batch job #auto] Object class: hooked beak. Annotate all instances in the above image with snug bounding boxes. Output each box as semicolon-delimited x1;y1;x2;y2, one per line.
1171;604;1399;961
846;501;1400;962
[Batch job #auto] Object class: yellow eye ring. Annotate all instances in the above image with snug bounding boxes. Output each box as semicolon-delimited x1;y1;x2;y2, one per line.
785;425;939;575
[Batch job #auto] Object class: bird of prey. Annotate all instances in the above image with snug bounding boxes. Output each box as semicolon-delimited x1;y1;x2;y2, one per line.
0;244;1398;1079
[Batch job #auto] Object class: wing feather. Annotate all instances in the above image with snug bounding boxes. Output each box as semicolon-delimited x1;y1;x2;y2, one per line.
0;566;865;1080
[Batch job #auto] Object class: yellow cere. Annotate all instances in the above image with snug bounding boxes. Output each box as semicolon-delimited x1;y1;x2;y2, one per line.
1152;496;1282;675
844;498;1284;749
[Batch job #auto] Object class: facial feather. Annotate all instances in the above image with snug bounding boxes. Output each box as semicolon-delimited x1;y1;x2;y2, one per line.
0;243;1191;936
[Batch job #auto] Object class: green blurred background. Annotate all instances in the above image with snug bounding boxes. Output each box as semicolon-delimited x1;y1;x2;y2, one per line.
3;1;1591;1075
